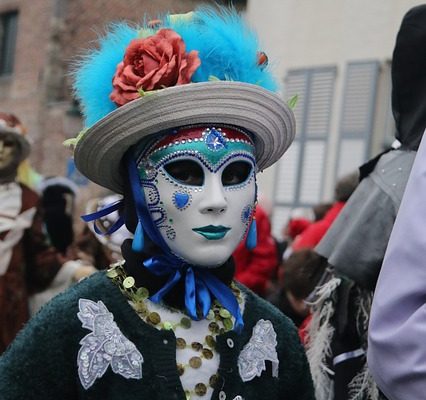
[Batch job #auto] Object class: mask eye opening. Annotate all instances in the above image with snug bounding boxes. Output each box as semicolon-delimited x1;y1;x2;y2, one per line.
221;160;254;187
163;159;205;187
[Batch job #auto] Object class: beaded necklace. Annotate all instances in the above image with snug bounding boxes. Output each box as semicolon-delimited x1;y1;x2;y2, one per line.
106;261;243;399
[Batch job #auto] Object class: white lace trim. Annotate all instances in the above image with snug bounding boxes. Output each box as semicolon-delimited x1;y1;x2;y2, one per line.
238;319;279;382
77;299;143;389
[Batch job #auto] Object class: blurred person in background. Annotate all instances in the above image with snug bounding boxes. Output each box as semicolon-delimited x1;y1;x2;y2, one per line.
29;176;97;315
268;249;327;334
312;202;333;222
291;171;359;252
39;176;79;255
306;6;426;400
266;170;358;342
278;207;314;261
0;112;93;352
265;207;313;309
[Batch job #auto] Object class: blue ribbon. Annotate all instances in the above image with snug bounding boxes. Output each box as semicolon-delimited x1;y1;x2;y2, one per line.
81;200;125;236
143;255;243;333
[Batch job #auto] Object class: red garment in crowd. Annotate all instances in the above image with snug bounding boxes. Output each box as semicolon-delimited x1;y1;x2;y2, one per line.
286;218;311;240
292;201;346;251
298;313;313;345
233;206;278;296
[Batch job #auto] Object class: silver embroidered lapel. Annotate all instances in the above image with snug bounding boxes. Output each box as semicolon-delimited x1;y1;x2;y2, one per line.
77;298;143;389
238;319;279;382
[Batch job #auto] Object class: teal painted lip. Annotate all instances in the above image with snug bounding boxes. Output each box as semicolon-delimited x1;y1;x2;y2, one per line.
192;225;231;240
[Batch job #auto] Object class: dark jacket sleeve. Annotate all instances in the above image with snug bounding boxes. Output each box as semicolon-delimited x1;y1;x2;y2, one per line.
276;316;316;399
0;288;80;400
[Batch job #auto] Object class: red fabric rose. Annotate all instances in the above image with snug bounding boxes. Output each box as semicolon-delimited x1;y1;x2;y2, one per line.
110;29;201;106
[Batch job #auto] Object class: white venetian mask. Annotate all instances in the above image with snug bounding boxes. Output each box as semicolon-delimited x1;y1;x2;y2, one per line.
135;126;256;267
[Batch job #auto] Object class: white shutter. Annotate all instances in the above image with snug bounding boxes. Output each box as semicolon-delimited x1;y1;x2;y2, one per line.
272;67;336;232
274;142;300;203
306;70;336;137
284;70;308;138
336;61;380;177
299;141;327;204
338;140;365;177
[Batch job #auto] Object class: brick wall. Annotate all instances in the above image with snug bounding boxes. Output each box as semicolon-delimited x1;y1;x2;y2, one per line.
0;0;217;183
0;0;52;166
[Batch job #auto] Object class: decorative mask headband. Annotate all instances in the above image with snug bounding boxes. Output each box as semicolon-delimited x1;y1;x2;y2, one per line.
135;126;256;177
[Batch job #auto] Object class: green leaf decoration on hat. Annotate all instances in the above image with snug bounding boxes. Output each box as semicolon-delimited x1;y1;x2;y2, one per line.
63;128;88;149
287;94;299;110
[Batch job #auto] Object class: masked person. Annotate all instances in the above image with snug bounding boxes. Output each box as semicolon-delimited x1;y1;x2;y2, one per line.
306;5;426;400
0;8;314;400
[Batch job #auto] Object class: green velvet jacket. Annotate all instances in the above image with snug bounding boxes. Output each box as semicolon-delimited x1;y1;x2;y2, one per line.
0;271;314;400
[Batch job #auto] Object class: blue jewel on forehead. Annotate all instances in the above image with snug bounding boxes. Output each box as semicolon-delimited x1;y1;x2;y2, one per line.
204;127;227;151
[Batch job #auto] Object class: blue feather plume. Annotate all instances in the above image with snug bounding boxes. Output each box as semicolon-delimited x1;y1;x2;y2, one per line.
73;23;138;126
167;7;276;90
73;7;278;127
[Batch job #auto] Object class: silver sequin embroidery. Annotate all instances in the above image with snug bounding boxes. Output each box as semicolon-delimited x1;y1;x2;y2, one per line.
238;319;279;382
77;298;143;389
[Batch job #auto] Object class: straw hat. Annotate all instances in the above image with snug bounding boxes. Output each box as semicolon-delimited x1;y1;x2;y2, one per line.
72;8;295;193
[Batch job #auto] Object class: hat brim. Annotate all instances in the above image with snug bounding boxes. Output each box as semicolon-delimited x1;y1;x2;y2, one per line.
74;81;295;193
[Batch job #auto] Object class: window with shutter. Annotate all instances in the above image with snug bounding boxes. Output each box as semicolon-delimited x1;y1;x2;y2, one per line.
272;67;336;239
335;61;380;178
0;11;18;76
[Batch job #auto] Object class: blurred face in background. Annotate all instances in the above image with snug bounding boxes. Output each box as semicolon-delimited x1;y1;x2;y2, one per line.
0;133;19;173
